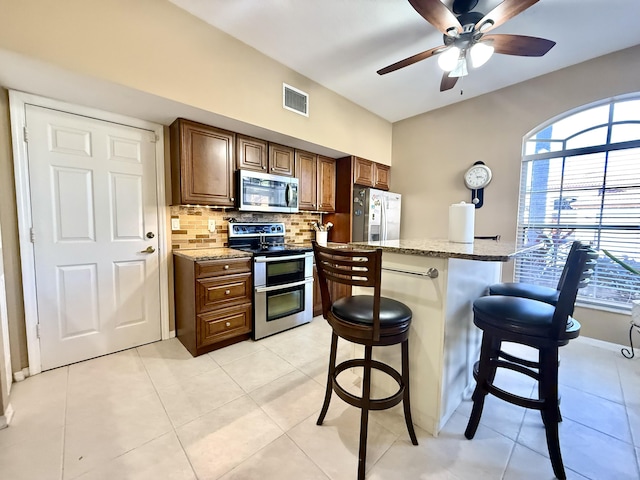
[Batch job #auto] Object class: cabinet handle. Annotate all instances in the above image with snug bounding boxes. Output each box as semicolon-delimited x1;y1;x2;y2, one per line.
224;265;229;270
230;197;235;201
225;289;231;295
225;321;231;327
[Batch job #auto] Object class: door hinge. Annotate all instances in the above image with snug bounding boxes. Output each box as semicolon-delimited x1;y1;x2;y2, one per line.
36;324;41;339
23;126;28;143
30;228;35;243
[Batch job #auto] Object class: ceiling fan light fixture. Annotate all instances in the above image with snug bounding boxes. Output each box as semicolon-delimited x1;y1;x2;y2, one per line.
449;57;468;78
470;42;495;68
437;47;460;72
478;19;494;33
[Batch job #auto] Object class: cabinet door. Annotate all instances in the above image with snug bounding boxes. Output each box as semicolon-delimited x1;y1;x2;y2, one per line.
171;119;235;206
295;150;317;211
317;156;336;212
353;157;374;187
268;143;294;176
374;163;390;191
312;265;323;317
237;134;267;172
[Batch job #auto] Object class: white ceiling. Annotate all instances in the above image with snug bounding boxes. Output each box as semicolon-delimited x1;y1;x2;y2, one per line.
169;0;640;123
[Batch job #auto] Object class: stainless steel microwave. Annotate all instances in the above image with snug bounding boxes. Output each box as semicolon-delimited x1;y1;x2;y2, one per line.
237;170;299;213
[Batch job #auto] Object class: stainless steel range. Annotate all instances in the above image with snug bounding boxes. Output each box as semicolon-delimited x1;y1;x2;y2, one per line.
228;222;313;340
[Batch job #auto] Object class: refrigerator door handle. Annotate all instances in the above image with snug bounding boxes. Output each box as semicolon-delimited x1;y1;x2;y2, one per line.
381;194;387;241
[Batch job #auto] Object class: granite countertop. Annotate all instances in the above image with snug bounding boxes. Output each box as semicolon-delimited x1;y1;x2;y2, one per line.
173;248;252;261
348;238;540;262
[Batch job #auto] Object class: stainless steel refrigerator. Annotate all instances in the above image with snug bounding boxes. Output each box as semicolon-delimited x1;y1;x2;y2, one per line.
352;187;402;242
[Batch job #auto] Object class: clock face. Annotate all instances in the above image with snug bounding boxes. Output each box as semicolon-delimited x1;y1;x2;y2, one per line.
464;165;492;189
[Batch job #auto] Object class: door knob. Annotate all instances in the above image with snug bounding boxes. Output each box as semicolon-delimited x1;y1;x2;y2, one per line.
140;246;156;254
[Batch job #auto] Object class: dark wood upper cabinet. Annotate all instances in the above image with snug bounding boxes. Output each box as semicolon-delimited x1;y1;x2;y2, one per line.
353;157;374;187
352;156;390;191
295;149;317;210
236;134;267;172
170;118;235;206
374;163;390;191
295;151;335;212
317;156;336;212
268;143;294;176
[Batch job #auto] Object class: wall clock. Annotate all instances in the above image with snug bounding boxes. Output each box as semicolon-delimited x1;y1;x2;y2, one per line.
464;161;492;208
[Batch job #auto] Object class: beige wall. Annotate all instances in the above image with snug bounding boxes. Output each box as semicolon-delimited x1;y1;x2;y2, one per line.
391;45;640;345
0;89;27;373
0;0;637;373
0;0;392;164
0;0;393;373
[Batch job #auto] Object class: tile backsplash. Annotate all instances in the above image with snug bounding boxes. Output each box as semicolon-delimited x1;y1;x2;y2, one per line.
170;206;323;250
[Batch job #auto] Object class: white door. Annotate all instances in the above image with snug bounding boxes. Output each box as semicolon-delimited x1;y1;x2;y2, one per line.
26;105;161;370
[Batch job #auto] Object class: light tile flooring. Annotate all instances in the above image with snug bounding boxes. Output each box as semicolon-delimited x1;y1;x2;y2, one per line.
1;317;640;480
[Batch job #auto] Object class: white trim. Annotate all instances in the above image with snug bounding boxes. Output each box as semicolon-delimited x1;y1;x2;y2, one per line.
0;403;14;429
8;90;170;375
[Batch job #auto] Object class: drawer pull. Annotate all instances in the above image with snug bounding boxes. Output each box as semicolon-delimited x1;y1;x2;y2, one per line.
225;289;231;295
225;322;231;327
224;265;229;270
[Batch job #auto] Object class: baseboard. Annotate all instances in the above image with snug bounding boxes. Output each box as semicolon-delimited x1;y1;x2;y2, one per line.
0;403;14;429
577;335;632;354
13;367;30;382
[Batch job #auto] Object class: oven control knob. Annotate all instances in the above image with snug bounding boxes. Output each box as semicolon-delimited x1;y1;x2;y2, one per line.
225;290;231;295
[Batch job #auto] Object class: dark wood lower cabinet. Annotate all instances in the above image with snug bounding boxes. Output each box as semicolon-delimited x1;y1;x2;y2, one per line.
174;254;252;356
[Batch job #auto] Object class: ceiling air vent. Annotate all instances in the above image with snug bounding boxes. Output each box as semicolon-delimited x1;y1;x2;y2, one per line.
283;83;309;117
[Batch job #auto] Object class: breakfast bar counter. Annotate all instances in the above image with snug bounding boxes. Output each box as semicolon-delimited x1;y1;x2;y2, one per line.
347;239;538;436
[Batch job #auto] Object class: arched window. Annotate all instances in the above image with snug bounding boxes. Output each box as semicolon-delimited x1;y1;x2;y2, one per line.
516;94;640;311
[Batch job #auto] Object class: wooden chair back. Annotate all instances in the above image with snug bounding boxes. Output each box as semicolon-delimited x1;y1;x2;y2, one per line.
312;242;383;341
551;244;598;339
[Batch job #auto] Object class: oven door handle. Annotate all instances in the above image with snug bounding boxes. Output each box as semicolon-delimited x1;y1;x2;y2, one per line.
254;278;314;293
254;253;312;263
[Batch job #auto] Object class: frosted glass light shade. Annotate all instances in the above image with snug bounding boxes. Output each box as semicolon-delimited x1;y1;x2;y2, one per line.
449;58;468;78
438;47;460;71
470;42;495;68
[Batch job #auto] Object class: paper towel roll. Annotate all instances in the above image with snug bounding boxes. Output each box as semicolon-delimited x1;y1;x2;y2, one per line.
449;202;475;243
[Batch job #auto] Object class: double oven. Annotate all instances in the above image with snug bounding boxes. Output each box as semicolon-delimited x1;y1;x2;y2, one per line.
228;222;313;340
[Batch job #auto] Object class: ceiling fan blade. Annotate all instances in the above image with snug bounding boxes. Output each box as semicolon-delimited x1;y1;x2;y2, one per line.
483;34;555;57
440;72;458;92
474;0;540;33
408;0;462;35
377;45;446;75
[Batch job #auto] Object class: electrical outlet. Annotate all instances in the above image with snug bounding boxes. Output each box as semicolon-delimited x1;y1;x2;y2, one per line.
171;218;180;230
208;219;216;233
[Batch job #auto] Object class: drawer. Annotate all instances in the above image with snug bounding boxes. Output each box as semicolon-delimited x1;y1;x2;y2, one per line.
196;272;252;312
196;257;251;278
197;304;252;347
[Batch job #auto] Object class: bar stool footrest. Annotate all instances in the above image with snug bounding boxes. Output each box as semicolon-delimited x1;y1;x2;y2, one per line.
333;358;405;411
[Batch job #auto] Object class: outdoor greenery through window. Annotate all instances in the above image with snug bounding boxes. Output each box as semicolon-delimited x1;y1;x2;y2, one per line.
515;94;640;311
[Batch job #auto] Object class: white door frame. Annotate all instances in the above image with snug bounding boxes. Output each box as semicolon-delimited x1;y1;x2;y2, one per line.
9;90;171;375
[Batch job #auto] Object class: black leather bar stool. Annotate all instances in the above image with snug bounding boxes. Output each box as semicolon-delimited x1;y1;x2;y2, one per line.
464;244;598;480
488;241;583;384
489;241;582;305
313;242;418;480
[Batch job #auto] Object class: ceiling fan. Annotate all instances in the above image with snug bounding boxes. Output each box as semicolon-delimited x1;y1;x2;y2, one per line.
377;0;555;92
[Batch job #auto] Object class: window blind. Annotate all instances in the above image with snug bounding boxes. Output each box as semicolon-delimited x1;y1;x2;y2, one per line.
515;97;640;311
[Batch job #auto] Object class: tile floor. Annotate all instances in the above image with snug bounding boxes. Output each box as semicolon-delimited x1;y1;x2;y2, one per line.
1;317;639;480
